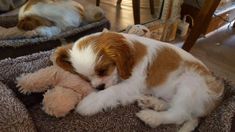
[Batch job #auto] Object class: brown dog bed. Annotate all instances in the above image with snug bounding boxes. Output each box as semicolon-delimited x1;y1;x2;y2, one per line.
0;14;110;60
0;49;234;132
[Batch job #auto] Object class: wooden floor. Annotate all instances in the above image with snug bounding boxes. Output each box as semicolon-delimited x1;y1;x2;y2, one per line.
83;0;235;85
191;27;235;85
80;0;157;31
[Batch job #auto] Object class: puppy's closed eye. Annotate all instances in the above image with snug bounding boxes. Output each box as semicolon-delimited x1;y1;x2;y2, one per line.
96;69;107;77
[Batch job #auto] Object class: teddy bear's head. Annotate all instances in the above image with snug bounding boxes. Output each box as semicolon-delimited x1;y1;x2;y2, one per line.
125;24;151;38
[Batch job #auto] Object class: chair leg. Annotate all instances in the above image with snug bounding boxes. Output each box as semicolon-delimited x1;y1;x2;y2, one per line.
132;0;140;24
182;0;221;51
149;0;155;15
96;0;100;6
117;0;122;5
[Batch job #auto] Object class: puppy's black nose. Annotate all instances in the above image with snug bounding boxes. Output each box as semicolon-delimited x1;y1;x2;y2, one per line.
95;84;105;91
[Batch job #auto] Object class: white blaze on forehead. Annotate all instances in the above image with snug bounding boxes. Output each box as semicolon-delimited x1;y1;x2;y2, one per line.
69;42;97;76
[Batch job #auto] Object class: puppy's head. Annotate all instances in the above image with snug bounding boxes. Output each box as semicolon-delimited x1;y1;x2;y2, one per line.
53;31;135;90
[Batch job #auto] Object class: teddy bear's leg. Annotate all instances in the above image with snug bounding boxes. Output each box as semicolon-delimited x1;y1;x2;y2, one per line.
17;66;58;94
42;86;81;117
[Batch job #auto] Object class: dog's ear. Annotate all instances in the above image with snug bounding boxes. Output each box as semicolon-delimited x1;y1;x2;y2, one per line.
51;44;75;73
99;32;134;79
110;43;134;79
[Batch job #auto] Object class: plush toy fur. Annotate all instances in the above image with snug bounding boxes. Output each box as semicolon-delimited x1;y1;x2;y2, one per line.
16;65;93;117
124;24;151;38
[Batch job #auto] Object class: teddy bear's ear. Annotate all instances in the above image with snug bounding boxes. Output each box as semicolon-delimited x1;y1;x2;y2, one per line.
51;44;75;73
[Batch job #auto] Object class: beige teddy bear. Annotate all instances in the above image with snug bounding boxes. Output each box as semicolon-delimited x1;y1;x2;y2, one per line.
16;45;93;117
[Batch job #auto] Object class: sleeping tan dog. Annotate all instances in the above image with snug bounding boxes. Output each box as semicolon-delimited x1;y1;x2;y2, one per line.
17;0;104;37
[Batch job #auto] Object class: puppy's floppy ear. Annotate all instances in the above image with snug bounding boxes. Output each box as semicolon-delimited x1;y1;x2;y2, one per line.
100;33;134;79
109;42;134;79
51;44;74;73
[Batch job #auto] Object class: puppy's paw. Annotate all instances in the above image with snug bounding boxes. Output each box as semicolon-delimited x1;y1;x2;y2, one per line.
76;92;102;116
136;109;161;128
137;96;168;111
137;96;153;109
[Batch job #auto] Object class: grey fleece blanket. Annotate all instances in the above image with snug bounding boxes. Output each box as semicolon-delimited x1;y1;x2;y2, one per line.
0;82;36;132
0;50;234;132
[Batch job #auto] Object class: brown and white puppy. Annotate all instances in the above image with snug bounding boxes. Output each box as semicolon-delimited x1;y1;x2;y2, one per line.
17;0;103;37
53;31;224;131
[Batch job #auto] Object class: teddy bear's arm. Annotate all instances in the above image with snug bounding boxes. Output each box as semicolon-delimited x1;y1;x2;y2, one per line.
16;66;59;94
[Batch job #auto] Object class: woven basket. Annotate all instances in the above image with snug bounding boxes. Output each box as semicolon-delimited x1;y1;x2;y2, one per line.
0;14;110;60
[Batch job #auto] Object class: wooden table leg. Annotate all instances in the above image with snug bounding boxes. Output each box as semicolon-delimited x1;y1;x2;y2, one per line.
182;0;221;51
132;0;140;24
96;0;100;6
117;0;122;5
149;0;155;15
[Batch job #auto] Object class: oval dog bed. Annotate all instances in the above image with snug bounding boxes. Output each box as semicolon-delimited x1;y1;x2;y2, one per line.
0;14;110;60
